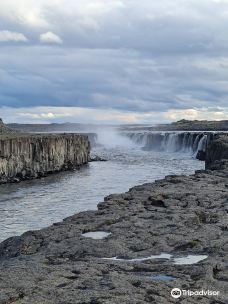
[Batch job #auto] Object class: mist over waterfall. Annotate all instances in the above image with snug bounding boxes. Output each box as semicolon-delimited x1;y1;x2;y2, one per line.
96;128;136;149
125;132;210;155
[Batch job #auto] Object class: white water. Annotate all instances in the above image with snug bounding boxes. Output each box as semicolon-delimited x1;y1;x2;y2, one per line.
0;130;204;242
126;131;209;155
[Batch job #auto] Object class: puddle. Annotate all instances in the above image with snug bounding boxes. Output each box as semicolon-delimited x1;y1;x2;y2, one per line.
102;253;208;265
150;275;176;282
82;231;111;240
173;255;208;265
102;253;172;262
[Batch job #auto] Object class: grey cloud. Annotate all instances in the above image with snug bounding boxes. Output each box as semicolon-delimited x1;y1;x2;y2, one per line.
0;0;228;118
0;45;228;112
1;1;228;54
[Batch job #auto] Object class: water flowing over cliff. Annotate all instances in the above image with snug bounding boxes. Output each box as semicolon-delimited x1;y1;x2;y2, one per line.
125;132;210;156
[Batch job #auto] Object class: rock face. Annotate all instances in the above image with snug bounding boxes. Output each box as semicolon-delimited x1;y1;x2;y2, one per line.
0;118;15;134
0;165;227;303
0;134;90;183
83;133;98;147
205;134;228;169
0;123;228;303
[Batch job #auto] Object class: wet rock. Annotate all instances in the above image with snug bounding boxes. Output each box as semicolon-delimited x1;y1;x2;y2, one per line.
0;164;227;303
196;150;206;161
206;134;228;169
90;156;108;162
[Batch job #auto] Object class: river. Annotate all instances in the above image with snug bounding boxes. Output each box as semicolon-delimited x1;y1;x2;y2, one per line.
0;131;204;242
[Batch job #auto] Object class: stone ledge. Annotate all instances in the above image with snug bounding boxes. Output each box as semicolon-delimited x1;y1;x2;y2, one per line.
0;133;90;184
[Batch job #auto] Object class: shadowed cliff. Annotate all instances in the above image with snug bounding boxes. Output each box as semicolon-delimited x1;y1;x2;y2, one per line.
0;119;90;184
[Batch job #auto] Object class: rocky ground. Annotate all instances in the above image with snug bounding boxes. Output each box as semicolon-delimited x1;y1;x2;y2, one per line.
0;159;227;303
9;119;228;132
121;119;228;132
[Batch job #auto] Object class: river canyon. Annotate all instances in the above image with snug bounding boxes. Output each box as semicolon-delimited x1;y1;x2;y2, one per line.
0;123;227;304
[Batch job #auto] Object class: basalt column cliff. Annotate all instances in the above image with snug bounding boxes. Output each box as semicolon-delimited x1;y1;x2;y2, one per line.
0;120;90;183
0;132;227;303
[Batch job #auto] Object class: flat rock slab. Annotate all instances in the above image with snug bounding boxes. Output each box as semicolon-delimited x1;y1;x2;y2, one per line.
0;167;227;303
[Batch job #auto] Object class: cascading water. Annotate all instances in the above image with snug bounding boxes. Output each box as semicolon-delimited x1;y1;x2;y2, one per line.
197;135;207;152
124;132;210;157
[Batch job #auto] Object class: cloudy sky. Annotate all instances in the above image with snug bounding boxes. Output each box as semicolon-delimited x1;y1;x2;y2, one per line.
0;0;228;124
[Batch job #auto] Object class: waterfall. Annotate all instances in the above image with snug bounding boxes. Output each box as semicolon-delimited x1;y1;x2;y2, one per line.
197;135;207;152
124;132;210;157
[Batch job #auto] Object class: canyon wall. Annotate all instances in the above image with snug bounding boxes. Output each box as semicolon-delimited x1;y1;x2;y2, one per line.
0;147;228;303
0;134;90;184
205;134;228;169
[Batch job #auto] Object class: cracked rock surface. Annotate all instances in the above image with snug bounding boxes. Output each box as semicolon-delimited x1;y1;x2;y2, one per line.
0;161;228;303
